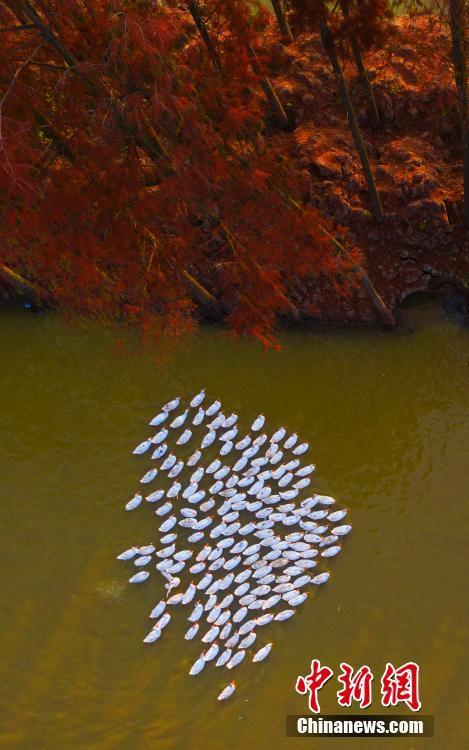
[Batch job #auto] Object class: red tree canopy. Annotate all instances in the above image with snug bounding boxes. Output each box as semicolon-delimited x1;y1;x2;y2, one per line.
289;0;394;50
0;0;361;348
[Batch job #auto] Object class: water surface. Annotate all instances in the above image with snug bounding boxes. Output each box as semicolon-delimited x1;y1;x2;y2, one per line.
0;298;467;749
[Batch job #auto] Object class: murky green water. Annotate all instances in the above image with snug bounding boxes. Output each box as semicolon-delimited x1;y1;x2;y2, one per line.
0;298;467;750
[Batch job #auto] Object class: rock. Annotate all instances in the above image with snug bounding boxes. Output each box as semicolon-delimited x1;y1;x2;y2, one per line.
376;90;394;121
376;165;390;179
395;44;417;60
399;260;422;284
344;178;363;192
310;155;342;180
291;57;307;71
406;198;449;226
410;172;441;199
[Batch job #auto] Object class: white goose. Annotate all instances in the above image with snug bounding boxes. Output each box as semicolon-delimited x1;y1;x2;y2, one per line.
206;400;221;417
170;409;188;429
190;389;206;408
133;438;152;455
125;394;352;702
125;493;143;511
149;411;168;427
177;428;192;445
161;453;177;471
252;415;265;431
163;397;180;413
193;408;205;426
201;431;216;449
151;443;167;460
152;428;168;445
186;450;202;466
218;682;236;700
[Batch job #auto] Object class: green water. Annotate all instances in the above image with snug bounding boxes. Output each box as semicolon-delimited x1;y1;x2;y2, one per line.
0;298;467;750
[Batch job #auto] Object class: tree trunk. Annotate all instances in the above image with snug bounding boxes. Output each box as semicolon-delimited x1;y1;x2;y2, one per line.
317;222;395;326
282;193;395;327
319;17;384;223
271;0;294;45
181;270;223;320
340;0;380;129
247;45;289;130
186;1;222;71
356;269;395;327
32;106;75;162
350;37;380;129
0;262;40;303
449;0;469;228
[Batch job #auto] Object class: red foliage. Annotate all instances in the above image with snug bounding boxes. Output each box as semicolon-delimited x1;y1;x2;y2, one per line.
289;0;395;50
0;0;358;346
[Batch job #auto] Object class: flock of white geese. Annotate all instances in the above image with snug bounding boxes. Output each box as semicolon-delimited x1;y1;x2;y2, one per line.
117;390;351;702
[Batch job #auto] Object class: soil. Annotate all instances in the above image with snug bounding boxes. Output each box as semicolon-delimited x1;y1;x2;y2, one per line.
267;14;469;324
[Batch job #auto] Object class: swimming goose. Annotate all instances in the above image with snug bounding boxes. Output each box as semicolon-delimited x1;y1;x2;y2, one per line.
177;428;192;445
251;415;265;431
125;493;142;511
149;411;168;427
206;400;221;417
190;389;206;408
133;438;152;455
218;682;236;700
170;409;188;429
193;408;205;426
252;643;273;662
152;428;168;445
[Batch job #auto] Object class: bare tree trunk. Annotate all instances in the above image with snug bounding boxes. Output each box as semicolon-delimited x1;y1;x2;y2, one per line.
449;0;469;227
0;262;40;302
247;45;289;129
271;0;294;45
315;221;395;326
283;192;395;327
339;0;380;128
319;16;384;223
356;269;395;327
350;37;380;129
186;0;222;71
181;270;223;319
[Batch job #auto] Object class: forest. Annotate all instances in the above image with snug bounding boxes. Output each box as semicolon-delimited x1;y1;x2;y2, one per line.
0;1;467;347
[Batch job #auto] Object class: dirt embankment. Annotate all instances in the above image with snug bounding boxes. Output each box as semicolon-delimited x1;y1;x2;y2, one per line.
268;15;469;323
